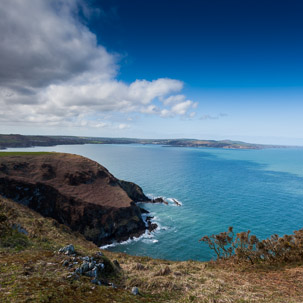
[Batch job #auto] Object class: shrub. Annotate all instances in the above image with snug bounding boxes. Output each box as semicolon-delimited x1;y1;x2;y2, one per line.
200;227;303;265
199;226;234;259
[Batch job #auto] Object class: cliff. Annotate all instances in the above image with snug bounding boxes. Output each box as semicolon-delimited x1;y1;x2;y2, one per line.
1;195;303;303
0;152;152;246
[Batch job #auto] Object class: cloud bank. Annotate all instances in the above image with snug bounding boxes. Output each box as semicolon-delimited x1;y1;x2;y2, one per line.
0;0;196;130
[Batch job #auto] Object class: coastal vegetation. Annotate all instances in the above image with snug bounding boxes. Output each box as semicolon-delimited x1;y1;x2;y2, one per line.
200;226;303;265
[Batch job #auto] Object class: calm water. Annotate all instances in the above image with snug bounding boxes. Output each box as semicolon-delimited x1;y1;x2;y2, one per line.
5;144;303;261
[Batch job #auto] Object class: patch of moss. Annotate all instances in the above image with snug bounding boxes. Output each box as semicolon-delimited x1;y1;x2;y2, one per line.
0;227;30;251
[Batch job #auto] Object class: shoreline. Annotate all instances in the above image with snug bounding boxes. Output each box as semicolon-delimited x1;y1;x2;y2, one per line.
101;196;182;250
1;134;298;151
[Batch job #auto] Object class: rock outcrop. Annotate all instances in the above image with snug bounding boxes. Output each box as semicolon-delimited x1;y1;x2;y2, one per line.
0;153;153;245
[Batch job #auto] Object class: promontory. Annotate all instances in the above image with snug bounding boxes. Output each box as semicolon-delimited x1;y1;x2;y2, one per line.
0;152;155;246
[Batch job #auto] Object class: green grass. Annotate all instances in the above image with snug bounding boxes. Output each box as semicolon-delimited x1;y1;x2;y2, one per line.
0;152;52;157
0;229;30;251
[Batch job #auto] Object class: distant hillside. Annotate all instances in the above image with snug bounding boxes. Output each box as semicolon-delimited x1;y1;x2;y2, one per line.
159;139;268;149
0;134;288;150
0;134;87;149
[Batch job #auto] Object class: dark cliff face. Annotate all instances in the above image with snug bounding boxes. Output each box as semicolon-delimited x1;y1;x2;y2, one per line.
118;180;150;202
0;153;151;245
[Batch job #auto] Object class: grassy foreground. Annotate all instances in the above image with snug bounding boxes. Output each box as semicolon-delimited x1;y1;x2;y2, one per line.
1;197;303;302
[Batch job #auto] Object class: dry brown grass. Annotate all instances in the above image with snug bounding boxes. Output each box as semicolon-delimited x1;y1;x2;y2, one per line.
1;196;303;302
105;248;303;302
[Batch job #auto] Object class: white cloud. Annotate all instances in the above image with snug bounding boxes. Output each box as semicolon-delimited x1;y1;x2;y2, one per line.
0;0;197;130
171;100;194;115
118;123;130;130
128;79;183;105
141;105;159;114
162;94;186;106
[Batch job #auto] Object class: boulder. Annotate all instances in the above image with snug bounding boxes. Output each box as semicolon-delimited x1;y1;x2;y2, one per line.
59;244;75;255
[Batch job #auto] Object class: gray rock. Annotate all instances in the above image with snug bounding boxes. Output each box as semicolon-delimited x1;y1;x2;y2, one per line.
62;260;69;267
95;263;104;270
132;287;139;295
80;262;89;273
84;270;95;277
91;263;104;278
59;244;75;255
88;261;96;270
82;256;90;262
92;267;98;278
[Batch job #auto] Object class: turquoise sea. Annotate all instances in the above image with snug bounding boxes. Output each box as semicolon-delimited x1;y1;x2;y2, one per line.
5;144;303;261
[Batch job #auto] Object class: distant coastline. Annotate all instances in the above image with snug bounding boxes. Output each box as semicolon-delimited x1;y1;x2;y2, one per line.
0;133;296;151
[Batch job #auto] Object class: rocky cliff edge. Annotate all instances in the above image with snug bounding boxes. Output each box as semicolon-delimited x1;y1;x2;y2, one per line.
0;152;153;245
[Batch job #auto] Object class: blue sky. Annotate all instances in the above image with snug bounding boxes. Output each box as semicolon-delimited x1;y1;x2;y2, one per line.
91;0;303;87
1;0;303;144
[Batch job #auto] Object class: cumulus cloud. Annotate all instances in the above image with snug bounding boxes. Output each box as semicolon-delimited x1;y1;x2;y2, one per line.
0;0;197;130
159;95;198;117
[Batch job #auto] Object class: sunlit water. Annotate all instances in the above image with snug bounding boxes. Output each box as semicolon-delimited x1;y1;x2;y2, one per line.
5;144;303;261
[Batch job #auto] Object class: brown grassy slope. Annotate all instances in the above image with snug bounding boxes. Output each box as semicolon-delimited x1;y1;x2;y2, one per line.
0;152;132;207
1;196;303;302
0;152;150;246
0;196;164;303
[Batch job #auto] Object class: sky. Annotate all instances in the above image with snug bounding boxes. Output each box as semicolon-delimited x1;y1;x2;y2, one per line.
0;0;303;145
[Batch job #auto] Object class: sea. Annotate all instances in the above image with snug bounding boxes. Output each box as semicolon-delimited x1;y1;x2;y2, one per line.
5;144;303;261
